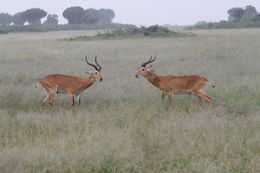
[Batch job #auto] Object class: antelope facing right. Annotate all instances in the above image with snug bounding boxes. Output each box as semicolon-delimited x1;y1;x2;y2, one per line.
36;55;102;106
135;56;215;104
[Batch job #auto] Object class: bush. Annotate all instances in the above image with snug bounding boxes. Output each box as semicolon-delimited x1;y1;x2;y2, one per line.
0;28;8;34
144;25;171;36
68;25;194;41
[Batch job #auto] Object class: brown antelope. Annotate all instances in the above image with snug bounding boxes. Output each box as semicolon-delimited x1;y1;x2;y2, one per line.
135;56;215;104
36;55;102;106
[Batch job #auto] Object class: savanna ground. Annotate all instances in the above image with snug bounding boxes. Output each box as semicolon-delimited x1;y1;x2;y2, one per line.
0;28;260;173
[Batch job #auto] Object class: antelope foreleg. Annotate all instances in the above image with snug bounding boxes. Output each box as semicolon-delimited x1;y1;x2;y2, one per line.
40;88;50;105
196;95;203;104
48;90;55;106
48;92;55;106
161;91;166;100
40;95;48;105
194;91;213;103
69;94;75;105
75;94;81;105
168;93;174;105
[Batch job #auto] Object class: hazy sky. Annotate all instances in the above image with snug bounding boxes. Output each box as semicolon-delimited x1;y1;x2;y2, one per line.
1;0;260;25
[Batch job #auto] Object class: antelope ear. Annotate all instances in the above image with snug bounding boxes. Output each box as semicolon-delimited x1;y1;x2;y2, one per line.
86;70;94;74
147;64;153;71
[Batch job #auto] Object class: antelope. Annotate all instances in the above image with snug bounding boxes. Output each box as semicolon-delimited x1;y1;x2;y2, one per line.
36;55;102;106
135;56;215;104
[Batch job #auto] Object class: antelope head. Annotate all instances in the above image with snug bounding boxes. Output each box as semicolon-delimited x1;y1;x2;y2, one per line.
135;56;156;78
85;55;103;82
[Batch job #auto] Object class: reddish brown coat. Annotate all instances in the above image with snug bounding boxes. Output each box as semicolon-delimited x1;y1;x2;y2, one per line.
36;56;102;106
136;59;215;104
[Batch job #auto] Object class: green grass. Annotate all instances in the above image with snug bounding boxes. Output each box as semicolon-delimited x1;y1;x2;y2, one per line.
190;17;260;30
0;28;259;173
0;23;135;33
67;25;194;41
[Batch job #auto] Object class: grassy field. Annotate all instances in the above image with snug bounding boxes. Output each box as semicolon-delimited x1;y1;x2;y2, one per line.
0;29;260;173
0;23;135;34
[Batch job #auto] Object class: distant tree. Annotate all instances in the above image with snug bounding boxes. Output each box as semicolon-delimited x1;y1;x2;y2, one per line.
195;21;207;26
0;13;12;26
13;12;26;25
228;16;236;22
63;6;85;24
21;8;47;25
243;5;257;19
252;13;260;21
81;8;101;24
43;14;58;24
228;8;245;21
98;9;115;24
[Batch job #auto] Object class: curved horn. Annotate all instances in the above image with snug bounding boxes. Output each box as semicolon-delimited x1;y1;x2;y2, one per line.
141;56;152;67
153;55;156;61
85;55;98;71
94;56;102;71
141;56;156;67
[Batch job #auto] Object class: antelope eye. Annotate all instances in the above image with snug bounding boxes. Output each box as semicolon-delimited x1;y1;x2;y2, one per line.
95;72;98;74
141;68;145;71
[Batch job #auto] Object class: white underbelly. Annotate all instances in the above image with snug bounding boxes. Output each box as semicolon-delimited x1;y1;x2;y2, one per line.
174;91;192;95
56;90;82;96
56;90;67;95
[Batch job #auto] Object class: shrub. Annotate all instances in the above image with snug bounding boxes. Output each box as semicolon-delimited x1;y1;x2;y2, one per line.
68;25;194;41
0;28;8;34
144;25;171;36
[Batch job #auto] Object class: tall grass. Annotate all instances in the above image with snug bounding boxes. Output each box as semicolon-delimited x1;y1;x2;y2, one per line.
0;28;259;172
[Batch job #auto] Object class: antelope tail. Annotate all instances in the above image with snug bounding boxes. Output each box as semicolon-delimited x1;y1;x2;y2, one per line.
206;79;215;88
55;85;60;95
35;81;41;88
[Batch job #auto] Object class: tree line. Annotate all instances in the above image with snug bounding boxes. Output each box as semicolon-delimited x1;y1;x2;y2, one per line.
193;5;260;29
228;5;258;21
195;5;259;27
0;6;115;26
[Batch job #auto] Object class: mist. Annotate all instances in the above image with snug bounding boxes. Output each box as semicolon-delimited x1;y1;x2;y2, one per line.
1;0;260;25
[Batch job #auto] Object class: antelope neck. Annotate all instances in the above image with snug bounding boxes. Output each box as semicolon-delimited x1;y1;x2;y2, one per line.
145;72;161;88
83;74;96;83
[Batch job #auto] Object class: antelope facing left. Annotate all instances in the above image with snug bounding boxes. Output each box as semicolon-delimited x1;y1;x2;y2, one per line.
36;55;102;106
135;56;215;105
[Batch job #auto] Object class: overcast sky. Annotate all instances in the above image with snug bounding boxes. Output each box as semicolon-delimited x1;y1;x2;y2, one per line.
1;0;260;26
